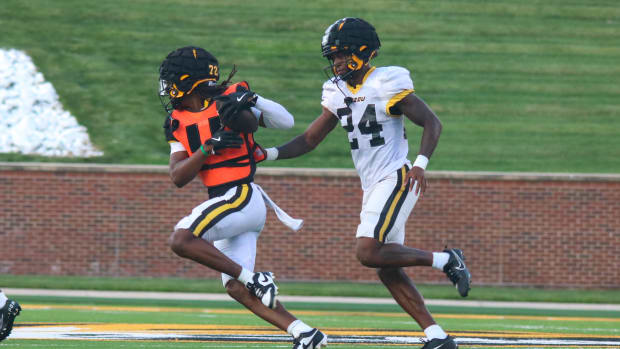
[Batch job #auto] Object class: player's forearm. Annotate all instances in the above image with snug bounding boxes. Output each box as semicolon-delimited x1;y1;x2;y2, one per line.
264;133;316;161
265;110;336;160
275;134;316;160
418;117;442;159
169;150;211;187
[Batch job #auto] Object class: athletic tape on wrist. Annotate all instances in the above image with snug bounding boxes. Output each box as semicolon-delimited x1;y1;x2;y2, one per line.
265;147;279;161
413;154;429;170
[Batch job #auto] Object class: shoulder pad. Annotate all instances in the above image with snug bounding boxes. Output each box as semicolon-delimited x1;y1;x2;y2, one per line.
380;66;411;83
237;81;250;90
321;81;340;115
163;115;179;142
378;66;414;98
322;80;339;93
226;81;250;94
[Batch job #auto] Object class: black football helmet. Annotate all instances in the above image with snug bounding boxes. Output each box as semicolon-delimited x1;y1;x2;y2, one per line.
158;46;220;114
321;18;381;82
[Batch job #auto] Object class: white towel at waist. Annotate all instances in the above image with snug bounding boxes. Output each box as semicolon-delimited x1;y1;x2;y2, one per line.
255;184;304;231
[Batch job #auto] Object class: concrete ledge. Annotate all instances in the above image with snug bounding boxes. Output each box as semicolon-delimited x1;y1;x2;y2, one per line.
1;161;619;182
0;162;168;174
426;170;620;182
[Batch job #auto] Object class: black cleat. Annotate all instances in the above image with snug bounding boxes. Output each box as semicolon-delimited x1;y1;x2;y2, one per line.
443;248;471;297
293;328;327;349
0;299;21;341
420;335;458;349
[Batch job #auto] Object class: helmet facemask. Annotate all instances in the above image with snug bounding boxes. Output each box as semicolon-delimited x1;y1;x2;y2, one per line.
158;77;218;114
323;51;367;83
158;78;182;115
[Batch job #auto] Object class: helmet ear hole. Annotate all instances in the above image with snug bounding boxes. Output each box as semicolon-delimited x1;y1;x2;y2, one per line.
348;54;364;71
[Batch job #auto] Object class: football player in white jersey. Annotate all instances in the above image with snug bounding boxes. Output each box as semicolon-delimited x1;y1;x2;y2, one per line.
263;18;471;349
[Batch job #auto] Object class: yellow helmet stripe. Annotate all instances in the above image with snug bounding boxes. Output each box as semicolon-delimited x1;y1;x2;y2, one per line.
186;78;217;95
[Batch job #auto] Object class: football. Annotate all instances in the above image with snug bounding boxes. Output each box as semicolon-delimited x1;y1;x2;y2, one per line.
225;107;258;133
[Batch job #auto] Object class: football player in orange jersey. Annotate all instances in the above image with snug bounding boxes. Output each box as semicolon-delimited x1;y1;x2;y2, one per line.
159;46;327;349
262;18;472;349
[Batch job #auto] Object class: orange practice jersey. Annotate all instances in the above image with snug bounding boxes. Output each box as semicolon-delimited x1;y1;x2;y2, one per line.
167;82;266;191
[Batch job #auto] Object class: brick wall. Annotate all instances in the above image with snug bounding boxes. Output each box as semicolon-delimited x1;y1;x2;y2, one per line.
1;163;618;288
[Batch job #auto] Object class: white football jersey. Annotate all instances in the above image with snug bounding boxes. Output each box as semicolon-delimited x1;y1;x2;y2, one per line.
321;66;415;190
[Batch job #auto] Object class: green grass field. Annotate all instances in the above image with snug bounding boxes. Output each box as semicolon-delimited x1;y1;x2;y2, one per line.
3;274;620;304
3;295;619;349
1;0;619;172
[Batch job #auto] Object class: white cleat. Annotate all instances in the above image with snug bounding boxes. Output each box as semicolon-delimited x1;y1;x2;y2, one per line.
293;328;328;349
245;271;278;309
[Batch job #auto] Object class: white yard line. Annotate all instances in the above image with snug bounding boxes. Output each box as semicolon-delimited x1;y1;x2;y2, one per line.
4;288;620;311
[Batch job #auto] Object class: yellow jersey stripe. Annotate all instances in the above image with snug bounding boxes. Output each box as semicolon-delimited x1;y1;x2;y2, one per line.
346;67;376;94
385;89;414;117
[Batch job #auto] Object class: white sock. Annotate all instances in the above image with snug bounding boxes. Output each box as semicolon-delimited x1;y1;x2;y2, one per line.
287;319;313;338
424;324;448;340
432;252;450;270
0;291;7;308
237;268;254;285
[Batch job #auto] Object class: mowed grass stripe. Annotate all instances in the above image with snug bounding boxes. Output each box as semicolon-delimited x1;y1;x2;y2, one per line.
24;304;620;323
1;0;619;172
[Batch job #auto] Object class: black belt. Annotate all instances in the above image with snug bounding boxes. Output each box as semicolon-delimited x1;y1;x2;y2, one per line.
207;178;253;198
